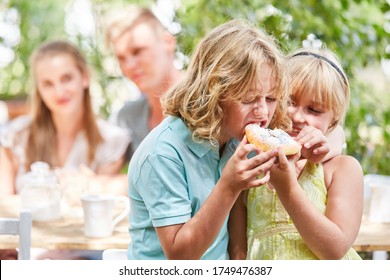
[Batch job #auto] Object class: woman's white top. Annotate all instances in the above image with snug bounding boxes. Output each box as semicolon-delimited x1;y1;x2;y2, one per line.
1;115;131;193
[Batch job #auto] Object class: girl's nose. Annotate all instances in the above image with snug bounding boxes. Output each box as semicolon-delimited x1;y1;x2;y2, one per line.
290;106;305;123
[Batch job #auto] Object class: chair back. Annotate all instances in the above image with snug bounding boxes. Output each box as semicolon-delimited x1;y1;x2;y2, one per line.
0;210;32;260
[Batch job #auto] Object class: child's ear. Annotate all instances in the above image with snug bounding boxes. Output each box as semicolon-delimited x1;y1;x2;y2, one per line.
162;31;176;53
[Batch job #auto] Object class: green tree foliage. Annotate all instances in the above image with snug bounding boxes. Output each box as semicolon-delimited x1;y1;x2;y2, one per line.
177;0;389;72
0;0;389;175
0;0;67;98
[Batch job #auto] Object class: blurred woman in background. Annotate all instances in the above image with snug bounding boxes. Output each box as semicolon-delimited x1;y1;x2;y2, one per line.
0;40;130;196
0;40;131;259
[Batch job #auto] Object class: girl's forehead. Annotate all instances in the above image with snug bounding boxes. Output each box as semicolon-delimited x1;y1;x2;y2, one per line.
293;91;321;104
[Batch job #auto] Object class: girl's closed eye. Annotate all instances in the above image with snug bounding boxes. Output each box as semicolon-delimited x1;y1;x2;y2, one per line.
308;107;323;114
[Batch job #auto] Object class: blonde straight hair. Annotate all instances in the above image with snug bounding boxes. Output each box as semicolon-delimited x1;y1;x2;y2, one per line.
287;47;350;131
162;19;290;146
25;40;103;170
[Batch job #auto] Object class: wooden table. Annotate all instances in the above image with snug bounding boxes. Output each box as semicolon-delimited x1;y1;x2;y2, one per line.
1;196;389;253
353;216;390;252
0;195;130;250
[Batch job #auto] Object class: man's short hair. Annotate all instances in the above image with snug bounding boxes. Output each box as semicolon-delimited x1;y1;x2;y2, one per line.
106;5;166;46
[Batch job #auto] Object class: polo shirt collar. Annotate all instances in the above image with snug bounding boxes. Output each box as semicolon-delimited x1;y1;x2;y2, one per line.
168;116;218;158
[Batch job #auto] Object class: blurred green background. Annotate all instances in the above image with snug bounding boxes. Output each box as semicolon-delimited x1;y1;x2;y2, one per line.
1;0;389;176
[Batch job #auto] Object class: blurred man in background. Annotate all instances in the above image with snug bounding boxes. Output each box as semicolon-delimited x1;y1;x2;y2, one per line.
106;6;183;158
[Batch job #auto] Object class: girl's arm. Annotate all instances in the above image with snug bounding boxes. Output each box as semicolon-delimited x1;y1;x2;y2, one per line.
228;190;248;259
270;150;363;259
155;137;277;259
0;147;17;195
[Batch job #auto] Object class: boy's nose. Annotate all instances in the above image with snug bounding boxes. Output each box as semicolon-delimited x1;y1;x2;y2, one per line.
253;99;268;117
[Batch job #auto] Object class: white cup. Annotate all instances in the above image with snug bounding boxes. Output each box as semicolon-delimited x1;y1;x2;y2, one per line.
81;194;130;238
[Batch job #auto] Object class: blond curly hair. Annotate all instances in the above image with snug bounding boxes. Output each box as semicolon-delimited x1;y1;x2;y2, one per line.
161;19;290;146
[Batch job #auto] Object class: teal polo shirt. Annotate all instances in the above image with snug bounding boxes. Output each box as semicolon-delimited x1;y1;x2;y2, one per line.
127;116;237;259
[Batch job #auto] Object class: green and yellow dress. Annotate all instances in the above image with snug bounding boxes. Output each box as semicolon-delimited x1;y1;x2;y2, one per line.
246;162;361;260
